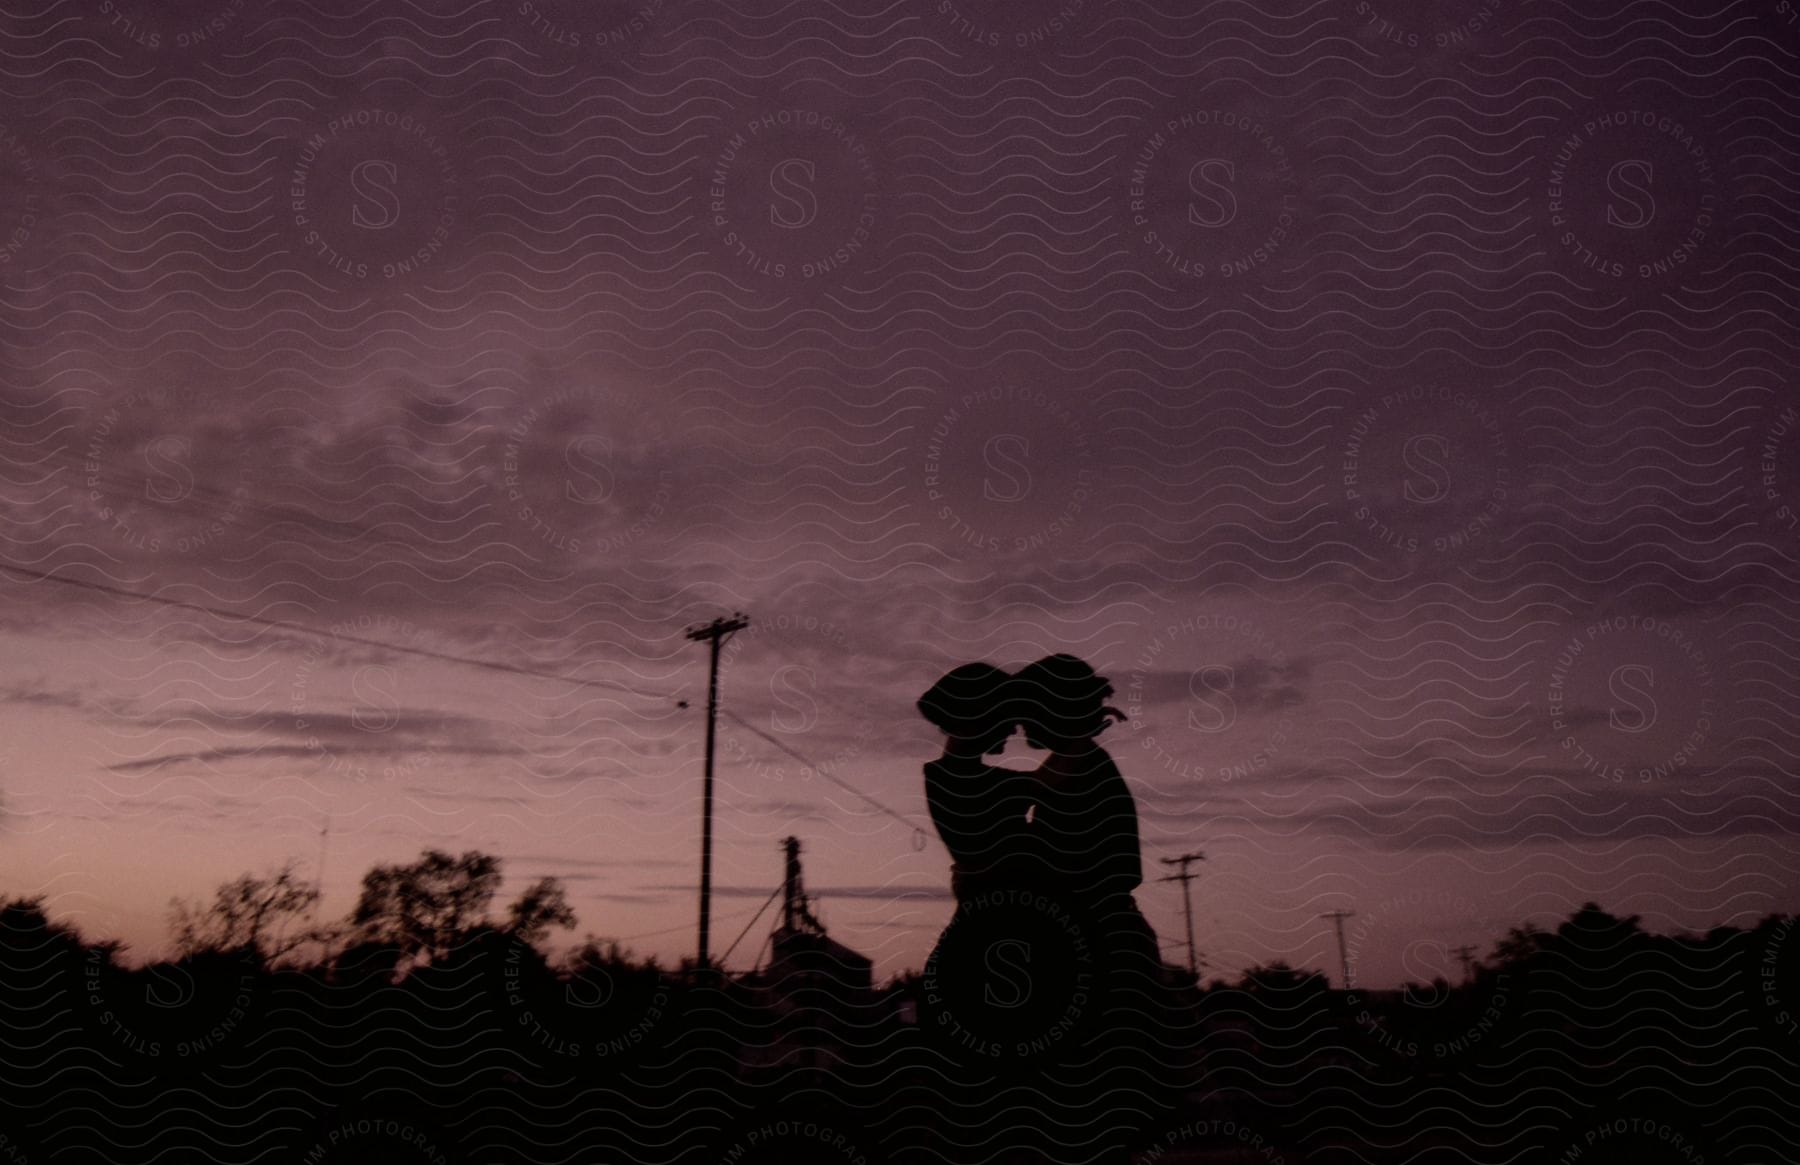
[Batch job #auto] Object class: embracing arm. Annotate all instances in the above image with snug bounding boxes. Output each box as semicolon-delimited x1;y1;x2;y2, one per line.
922;756;969;857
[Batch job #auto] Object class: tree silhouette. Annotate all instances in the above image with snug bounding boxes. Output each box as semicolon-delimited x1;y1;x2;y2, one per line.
563;934;656;975
349;848;575;969
1236;961;1330;996
2;873;1795;1164
507;873;579;947
167;861;321;961
1488;920;1550;967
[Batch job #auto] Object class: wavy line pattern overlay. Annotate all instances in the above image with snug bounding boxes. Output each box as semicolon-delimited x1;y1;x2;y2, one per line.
2;0;1799;1162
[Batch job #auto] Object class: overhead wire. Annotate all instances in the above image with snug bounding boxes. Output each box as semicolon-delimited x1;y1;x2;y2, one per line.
10;449;942;844
11;429;1211;970
4;471;941;939
717;706;927;848
3;560;1200;971
5;405;1050;968
717;882;784;969
0;559;931;841
0;560;682;706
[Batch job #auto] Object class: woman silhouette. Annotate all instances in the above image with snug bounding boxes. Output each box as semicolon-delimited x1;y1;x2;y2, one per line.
916;662;1034;901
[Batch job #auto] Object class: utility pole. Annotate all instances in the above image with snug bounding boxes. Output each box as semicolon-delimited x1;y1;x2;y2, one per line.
1158;851;1206;978
314;811;330;894
313;812;330;964
1452;943;1479;984
686;612;749;976
1320;909;1356;990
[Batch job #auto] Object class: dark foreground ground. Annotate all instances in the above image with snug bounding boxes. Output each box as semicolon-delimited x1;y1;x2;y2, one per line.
3;900;1797;1164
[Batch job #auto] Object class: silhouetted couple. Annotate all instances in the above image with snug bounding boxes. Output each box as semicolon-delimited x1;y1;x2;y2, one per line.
916;654;1165;1160
919;653;1152;938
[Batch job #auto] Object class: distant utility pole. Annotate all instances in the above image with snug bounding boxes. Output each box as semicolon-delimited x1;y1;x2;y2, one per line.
1320;909;1356;990
1452;944;1479;984
1158;851;1206;978
313;812;331;964
686;612;749;975
314;811;330;896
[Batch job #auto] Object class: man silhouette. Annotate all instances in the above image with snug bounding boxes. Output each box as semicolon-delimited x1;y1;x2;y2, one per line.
1009;653;1167;1165
1009;654;1158;970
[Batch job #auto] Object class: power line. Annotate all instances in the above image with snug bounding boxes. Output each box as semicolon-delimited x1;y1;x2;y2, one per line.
0;560;681;706
3;562;937;865
717;706;926;843
26;474;998;845
613;917;716;944
3;559;927;838
717;882;783;969
3;561;928;836
27;448;931;807
587;896;778;946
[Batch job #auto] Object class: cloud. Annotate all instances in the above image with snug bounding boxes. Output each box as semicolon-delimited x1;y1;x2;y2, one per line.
1225;764;1800;852
1125;653;1312;719
736;797;831;820
1541;707;1614;732
107;745;314;774
106;738;523;775
0;683;95;711
98;700;523;775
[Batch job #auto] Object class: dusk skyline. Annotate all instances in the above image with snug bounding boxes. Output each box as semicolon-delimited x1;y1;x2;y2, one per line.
2;0;1799;1005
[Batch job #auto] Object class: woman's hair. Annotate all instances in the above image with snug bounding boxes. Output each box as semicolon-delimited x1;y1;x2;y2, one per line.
1011;653;1126;742
917;662;1015;737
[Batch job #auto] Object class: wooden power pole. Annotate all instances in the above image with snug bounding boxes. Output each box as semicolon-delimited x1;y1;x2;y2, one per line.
1158;851;1206;978
686;611;749;974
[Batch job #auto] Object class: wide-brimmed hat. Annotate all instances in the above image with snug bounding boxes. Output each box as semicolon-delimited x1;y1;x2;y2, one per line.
1011;653;1126;737
916;662;1015;735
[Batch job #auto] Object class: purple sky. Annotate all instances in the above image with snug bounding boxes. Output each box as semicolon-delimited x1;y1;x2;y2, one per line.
1;0;1798;989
